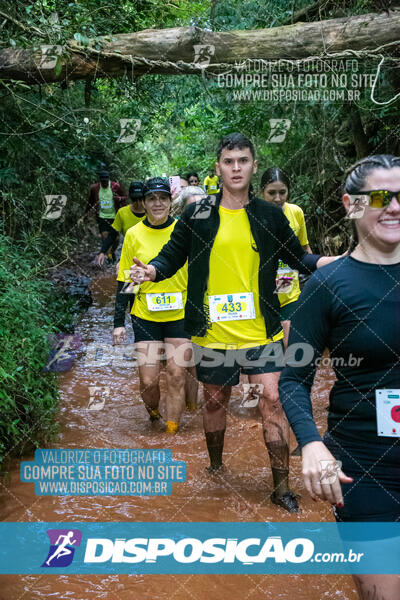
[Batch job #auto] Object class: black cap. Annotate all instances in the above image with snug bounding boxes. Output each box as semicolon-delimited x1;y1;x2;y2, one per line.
129;181;144;200
99;170;110;180
143;177;171;197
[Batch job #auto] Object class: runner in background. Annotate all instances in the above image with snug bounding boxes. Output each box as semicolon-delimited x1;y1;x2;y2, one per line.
261;167;312;347
83;170;126;262
279;154;400;600
171;182;205;413
129;133;339;512
95;181;145;267
172;185;207;217
171;186;206;410
186;172;200;187
113;177;192;434
204;169;220;195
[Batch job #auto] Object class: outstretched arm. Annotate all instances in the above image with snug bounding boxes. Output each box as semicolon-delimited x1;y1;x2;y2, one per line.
130;211;192;283
276;210;341;273
279;271;352;505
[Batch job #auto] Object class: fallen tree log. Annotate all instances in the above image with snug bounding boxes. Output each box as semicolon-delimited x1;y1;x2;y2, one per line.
0;9;399;84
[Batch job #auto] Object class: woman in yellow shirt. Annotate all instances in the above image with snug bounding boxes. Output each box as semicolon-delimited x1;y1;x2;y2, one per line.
113;177;193;434
261;168;312;347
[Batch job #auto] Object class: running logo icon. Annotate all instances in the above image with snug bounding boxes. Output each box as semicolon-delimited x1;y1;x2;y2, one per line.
41;529;82;567
43;195;67;220
319;460;342;484
193;44;215;69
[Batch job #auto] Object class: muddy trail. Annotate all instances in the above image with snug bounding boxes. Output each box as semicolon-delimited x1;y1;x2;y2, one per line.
0;268;358;600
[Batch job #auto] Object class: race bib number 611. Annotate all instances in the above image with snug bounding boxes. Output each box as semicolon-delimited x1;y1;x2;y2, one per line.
146;292;183;311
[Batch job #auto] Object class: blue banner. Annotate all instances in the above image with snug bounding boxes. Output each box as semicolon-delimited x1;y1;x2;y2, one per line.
0;522;398;574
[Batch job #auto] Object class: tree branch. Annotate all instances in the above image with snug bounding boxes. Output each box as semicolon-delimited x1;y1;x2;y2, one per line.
0;9;45;37
0;10;399;84
284;0;350;24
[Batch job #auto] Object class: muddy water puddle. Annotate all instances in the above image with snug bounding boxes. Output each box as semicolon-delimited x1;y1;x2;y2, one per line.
0;272;357;600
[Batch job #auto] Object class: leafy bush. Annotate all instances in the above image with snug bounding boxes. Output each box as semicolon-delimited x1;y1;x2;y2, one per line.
0;234;76;466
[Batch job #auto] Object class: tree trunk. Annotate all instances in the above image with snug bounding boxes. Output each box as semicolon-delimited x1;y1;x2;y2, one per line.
0;9;399;84
346;103;371;158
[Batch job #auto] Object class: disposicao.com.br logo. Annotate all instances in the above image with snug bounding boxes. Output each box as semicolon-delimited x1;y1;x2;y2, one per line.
38;531;366;573
84;536;313;564
42;529;82;567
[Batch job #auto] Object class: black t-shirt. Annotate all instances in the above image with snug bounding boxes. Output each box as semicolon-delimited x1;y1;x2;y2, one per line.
279;255;400;447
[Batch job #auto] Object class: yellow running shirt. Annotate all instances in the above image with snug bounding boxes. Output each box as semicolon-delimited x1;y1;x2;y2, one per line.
204;175;220;195
192;206;284;349
98;183;115;219
277;202;309;308
112;205;145;235
117;219;188;322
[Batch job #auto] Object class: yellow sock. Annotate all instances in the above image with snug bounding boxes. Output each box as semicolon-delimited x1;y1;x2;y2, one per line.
165;420;179;434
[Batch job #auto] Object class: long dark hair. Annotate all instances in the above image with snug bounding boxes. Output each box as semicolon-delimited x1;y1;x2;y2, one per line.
260;167;290;194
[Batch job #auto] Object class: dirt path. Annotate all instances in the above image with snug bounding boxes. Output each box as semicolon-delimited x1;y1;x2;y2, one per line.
0;271;358;600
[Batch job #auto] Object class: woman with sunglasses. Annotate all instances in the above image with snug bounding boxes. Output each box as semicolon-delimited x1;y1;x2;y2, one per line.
113;177;192;434
279;155;400;600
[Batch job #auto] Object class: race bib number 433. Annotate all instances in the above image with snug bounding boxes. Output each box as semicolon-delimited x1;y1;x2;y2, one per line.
146;292;183;311
208;293;255;322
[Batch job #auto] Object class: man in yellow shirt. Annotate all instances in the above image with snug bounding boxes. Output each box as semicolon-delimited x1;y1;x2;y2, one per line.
203;169;220;195
130;134;338;512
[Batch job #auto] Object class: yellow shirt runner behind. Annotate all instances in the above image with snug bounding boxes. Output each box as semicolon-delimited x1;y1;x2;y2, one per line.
98;183;115;219
112;205;145;235
203;175;220;195
277;202;309;308
192;206;284;349
117;219;188;322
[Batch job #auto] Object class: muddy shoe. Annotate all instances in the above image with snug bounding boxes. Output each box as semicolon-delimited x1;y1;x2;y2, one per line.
206;463;225;475
148;408;161;422
270;491;299;513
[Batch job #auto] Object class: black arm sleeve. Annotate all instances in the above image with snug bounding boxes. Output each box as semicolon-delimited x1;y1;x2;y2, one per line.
279;270;332;447
100;227;118;254
276;210;320;274
148;211;192;282
113;280;132;328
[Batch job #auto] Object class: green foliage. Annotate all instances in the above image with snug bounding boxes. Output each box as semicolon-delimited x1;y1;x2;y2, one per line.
0;233;79;465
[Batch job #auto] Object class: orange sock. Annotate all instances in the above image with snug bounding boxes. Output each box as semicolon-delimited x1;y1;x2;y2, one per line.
165;420;179;434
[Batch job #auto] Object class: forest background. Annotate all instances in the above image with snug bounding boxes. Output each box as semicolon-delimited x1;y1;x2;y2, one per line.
0;0;399;462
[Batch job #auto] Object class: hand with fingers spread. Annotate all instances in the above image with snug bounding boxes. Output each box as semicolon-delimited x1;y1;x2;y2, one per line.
129;257;156;284
301;441;353;507
113;327;127;345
